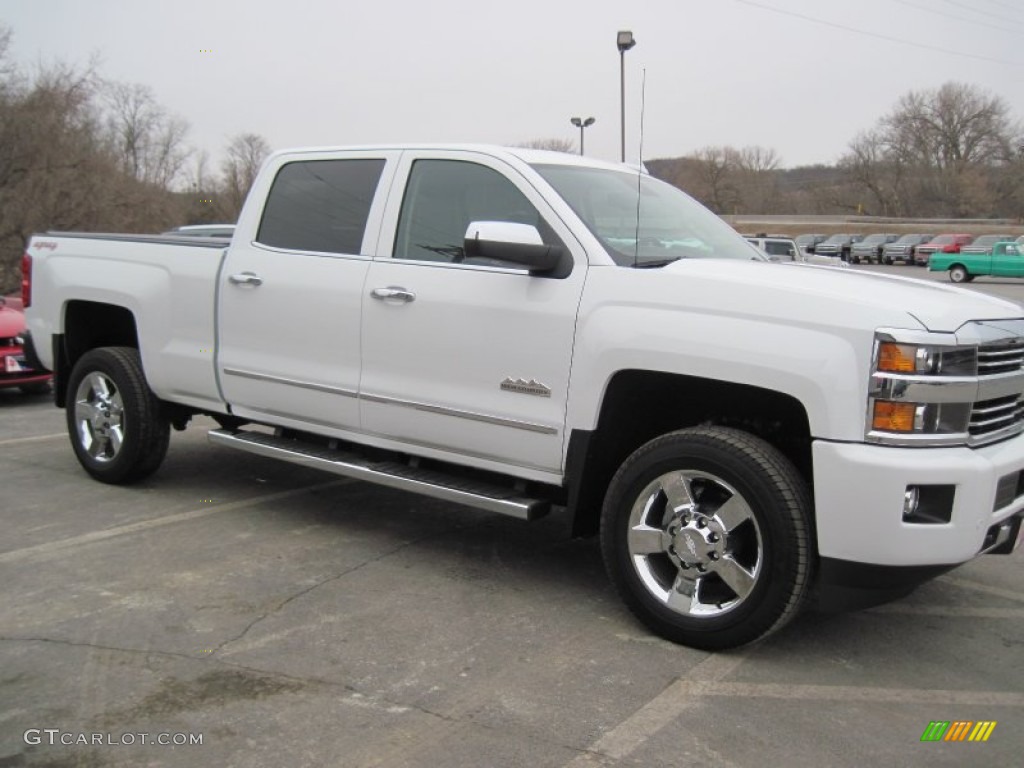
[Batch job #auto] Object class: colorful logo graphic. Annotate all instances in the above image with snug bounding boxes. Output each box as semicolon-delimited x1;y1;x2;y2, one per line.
920;721;997;742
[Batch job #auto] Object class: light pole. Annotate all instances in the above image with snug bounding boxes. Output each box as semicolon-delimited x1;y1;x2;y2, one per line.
616;30;636;163
570;116;595;156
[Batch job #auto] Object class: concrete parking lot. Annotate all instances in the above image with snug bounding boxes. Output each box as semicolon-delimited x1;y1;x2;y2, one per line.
2;263;1023;767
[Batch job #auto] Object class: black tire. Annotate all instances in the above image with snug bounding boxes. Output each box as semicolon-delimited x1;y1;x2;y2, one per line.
600;426;812;650
65;347;170;484
949;265;969;283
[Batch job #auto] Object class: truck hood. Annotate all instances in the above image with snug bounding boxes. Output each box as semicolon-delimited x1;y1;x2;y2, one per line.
660;259;1022;333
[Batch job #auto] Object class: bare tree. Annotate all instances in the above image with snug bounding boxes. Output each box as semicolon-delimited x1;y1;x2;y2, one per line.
731;146;782;213
839;129;910;216
221;133;271;220
513;138;576;153
843;82;1018;217
0;35;186;292
104;81;190;188
688;147;739;213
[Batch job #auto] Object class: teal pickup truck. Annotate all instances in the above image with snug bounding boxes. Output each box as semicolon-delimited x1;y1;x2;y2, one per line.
929;241;1023;283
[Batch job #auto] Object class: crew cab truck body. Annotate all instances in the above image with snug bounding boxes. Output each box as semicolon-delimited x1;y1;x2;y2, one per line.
930;241;1024;282
22;145;1024;650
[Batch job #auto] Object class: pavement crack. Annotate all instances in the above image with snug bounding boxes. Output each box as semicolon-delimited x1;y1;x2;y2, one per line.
214;520;483;655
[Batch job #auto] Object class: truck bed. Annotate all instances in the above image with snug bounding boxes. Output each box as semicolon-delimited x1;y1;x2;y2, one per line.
25;231;229;413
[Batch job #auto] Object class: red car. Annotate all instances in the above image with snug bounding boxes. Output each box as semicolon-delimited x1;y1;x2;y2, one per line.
913;233;973;266
0;295;51;394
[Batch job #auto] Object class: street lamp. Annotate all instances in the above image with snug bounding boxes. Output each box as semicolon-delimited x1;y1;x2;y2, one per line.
616;30;636;163
570;116;595;156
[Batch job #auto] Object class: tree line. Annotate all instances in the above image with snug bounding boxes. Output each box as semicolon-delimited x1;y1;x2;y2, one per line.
0;26;269;293
647;82;1023;222
2;21;1021;295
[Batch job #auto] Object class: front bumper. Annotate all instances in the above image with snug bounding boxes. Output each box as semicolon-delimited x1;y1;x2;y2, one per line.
812;436;1024;566
1;336;52;390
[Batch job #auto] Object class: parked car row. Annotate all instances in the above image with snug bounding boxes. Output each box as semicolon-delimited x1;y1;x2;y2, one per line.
792;232;1024;266
743;235;848;267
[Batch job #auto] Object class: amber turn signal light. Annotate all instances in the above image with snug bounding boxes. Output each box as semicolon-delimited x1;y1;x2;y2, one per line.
877;342;916;373
873;401;917;432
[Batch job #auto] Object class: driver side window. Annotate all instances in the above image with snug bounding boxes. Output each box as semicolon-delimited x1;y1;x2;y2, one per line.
393;159;562;264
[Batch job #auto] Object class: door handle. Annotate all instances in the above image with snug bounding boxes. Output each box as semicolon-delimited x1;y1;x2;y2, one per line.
228;272;264;286
371;287;416;303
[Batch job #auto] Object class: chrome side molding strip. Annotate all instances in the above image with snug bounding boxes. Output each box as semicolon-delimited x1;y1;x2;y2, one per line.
222;367;358;398
360;391;558;435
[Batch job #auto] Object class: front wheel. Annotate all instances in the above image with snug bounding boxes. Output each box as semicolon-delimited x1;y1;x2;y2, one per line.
949;265;969;283
600;427;812;650
66;347;170;484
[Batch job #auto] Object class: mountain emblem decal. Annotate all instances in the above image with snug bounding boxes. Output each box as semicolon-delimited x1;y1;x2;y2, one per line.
500;378;552;397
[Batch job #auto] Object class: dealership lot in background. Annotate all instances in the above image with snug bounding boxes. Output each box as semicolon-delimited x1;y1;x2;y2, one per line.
2;263;1023;766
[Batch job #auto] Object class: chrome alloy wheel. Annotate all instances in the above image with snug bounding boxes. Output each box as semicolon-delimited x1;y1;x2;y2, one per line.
74;372;126;463
627;470;762;618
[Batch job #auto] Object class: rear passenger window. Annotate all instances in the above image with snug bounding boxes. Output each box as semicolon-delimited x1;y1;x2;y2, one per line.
257;159;385;254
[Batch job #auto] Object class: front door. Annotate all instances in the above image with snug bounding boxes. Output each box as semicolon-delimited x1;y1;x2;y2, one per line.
359;151;587;479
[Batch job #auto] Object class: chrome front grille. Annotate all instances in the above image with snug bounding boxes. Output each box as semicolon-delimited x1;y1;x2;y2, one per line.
977;342;1024;375
970;339;1024;443
970;396;1024;434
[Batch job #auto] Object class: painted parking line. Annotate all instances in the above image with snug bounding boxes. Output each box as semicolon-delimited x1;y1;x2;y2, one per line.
0;479;352;564
677;681;1024;706
565;636;1024;766
867;604;1024;619
938;576;1024;604
564;653;748;767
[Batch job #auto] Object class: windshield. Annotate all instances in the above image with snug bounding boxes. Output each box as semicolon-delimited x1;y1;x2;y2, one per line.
822;234;850;244
532;164;760;267
930;235;954;244
894;234;922;244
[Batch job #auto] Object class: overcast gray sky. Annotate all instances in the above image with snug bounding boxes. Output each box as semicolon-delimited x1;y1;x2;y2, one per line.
3;0;1023;169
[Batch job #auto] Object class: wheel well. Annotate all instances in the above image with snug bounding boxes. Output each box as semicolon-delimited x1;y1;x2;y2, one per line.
54;301;139;407
567;370;813;537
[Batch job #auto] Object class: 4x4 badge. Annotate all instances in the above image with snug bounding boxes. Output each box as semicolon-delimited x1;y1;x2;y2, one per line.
500;377;551;397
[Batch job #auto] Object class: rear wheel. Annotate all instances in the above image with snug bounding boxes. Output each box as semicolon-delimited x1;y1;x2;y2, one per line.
949;265;969;283
600;427;812;650
66;347;170;484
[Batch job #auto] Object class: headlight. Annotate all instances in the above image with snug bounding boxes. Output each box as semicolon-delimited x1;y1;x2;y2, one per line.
876;342;976;376
868;335;978;445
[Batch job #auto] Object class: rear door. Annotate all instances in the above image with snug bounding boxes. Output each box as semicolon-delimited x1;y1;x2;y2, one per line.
359;151;587;479
217;150;398;430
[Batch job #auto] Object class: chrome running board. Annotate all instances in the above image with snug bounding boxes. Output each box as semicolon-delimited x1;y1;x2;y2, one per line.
208;428;550;521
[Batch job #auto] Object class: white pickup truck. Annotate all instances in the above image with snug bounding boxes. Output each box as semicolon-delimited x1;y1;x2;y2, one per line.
21;145;1024;650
